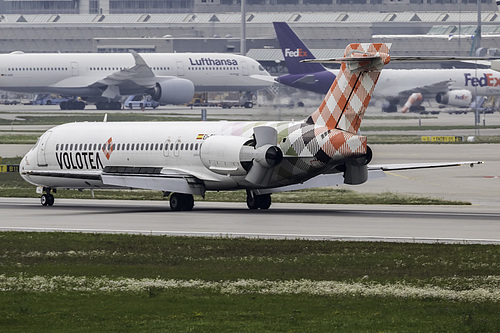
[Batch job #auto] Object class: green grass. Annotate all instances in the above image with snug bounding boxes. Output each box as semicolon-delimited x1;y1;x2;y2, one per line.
0;232;499;331
0;114;200;126
366;134;500;144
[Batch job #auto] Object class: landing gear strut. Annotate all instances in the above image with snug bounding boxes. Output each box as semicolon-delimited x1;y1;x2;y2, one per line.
246;191;272;210
40;188;55;206
169;193;194;211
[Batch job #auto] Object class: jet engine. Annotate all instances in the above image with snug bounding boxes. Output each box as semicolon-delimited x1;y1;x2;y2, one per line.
343;146;372;185
436;90;472;107
199;126;283;186
150;78;195;105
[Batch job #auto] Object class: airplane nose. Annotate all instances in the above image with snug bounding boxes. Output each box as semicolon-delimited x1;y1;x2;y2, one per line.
19;149;33;182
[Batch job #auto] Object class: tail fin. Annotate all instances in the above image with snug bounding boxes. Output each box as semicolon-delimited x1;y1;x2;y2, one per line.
273;22;327;75
306;43;391;134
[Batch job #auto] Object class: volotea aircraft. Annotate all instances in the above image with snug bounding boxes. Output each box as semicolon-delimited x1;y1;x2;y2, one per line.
20;43;482;211
0;51;271;110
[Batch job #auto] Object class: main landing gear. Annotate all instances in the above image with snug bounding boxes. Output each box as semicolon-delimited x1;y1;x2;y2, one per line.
246;191;272;210
169;193;194;211
40;188;55;206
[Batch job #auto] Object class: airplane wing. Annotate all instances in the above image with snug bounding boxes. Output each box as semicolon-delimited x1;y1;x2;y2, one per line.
255;161;483;195
250;74;278;84
369;161;483;171
291;74;319;85
100;166;207;196
396;80;451;98
50;50;176;99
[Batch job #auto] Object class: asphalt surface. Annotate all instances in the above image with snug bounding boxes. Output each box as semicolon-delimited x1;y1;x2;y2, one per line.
1;104;499;243
1;198;499;244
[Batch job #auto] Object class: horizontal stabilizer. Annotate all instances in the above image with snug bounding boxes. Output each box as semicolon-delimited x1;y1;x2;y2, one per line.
303;56;491;64
369;161;483;171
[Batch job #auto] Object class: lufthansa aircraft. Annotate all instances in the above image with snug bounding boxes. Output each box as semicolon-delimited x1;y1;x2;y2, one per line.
19;43;482;211
0;51;271;110
274;22;500;112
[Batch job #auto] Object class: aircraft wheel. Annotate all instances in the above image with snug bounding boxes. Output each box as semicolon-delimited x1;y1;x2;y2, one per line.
41;194;49;206
244;101;253;108
47;194;55;206
170;193;194;211
246;193;260;210
183;194;194;211
258;194;271;210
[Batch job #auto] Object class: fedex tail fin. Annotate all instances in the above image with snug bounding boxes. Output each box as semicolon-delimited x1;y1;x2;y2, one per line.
273;22;327;75
306;43;391;134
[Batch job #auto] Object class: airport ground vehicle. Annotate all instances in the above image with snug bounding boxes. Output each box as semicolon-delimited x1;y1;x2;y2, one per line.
125;95;159;109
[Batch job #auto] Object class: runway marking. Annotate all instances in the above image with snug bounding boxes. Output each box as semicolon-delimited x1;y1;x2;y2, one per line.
1;227;499;244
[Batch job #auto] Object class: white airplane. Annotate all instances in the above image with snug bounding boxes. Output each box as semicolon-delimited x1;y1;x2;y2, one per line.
19;43;482;211
274;22;499;113
0;51;271;110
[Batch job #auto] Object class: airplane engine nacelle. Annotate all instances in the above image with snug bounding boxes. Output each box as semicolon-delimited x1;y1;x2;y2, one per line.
151;78;195;105
199;136;253;176
436;90;472;107
343;146;372;185
200;135;283;181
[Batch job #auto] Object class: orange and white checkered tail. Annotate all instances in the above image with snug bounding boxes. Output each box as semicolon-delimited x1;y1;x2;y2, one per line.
306;43;391;134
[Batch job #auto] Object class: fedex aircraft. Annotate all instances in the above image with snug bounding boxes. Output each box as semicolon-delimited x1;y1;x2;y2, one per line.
0;51;271;110
19;43;481;211
274;22;500;112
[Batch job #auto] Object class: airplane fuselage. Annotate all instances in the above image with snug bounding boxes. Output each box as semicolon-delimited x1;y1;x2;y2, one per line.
20;120;359;192
279;68;500;98
0;52;271;96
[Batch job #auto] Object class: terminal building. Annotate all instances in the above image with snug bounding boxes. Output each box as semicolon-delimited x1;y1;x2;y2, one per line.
0;0;496;15
0;1;499;72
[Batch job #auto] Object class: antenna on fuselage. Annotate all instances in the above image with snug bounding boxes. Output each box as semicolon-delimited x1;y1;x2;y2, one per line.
103;114;108;122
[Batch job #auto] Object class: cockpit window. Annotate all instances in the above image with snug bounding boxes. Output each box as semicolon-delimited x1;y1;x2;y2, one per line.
259;65;265;72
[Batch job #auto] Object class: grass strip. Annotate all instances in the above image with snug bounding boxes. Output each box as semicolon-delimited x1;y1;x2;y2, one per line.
0;232;499;331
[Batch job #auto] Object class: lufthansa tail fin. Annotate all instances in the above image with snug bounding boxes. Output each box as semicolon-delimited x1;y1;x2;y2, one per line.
306;43;391;134
273;22;327;75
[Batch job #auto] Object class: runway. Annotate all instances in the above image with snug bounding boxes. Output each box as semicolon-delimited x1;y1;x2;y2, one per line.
1;197;499;244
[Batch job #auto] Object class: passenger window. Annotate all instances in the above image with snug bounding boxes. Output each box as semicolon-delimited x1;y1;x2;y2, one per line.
180;143;184;150
126;143;130;150
56;144;59;151
195;143;199;150
190;143;194;150
70;144;73;150
159;143;163;150
131;144;135;151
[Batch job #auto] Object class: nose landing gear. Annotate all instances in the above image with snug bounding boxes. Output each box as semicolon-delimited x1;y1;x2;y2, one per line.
40;188;55;206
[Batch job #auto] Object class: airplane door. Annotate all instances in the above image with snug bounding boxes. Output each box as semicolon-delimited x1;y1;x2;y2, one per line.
241;60;249;76
37;130;52;167
176;61;184;76
163;139;171;157
71;62;79;76
174;139;181;157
